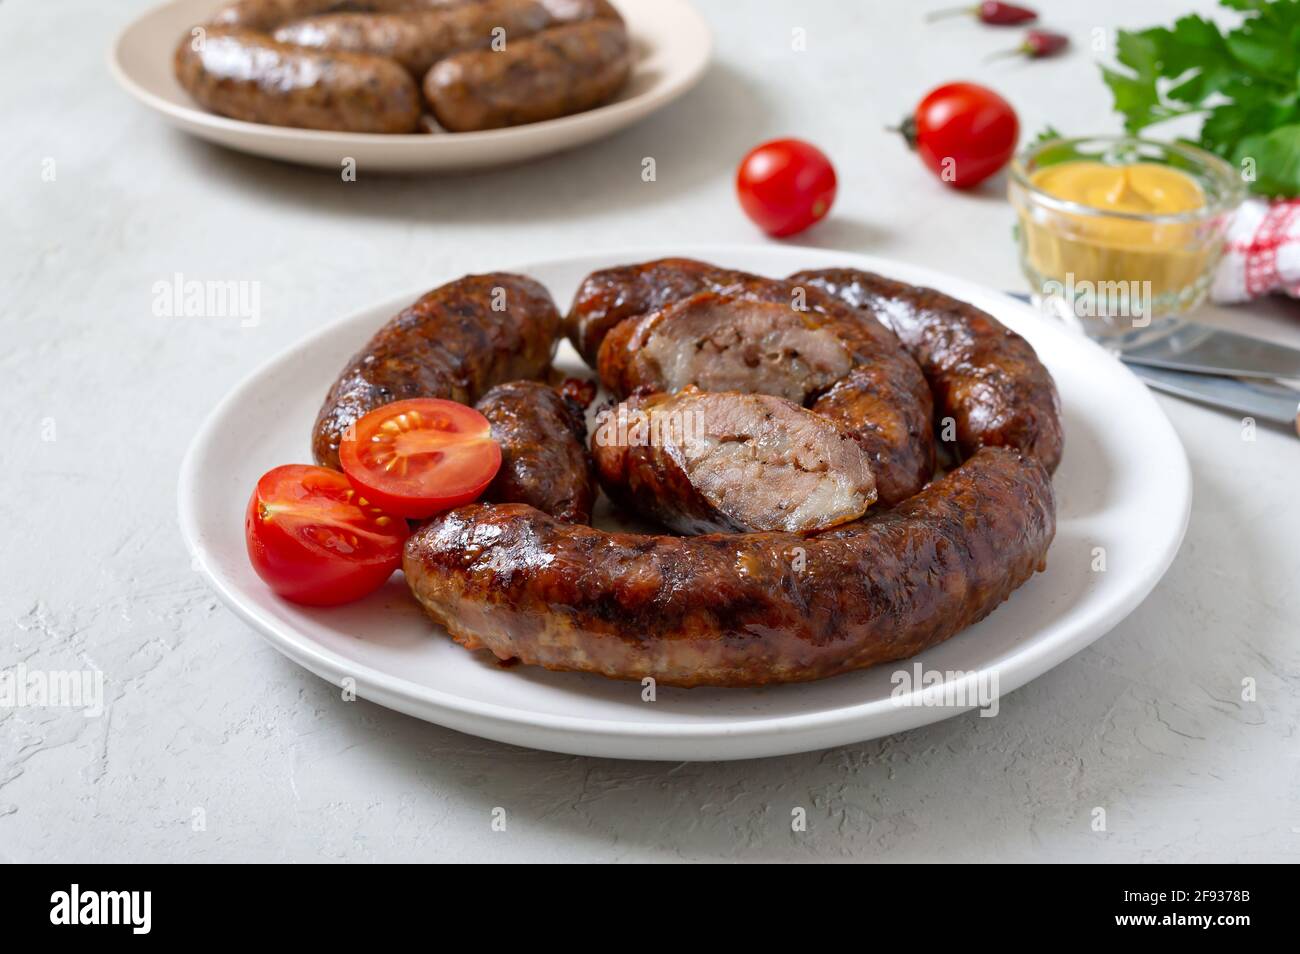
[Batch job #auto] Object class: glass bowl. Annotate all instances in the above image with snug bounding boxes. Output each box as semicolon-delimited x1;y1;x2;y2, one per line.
1009;136;1245;334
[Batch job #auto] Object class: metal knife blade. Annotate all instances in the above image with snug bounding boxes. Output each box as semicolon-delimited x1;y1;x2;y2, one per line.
1122;362;1300;435
1116;320;1300;380
999;290;1300;380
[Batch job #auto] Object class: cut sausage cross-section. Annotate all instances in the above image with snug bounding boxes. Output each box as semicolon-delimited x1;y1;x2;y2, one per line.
594;388;878;535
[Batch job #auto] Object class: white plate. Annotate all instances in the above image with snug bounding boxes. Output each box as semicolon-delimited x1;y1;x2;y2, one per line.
109;0;712;173
178;245;1191;761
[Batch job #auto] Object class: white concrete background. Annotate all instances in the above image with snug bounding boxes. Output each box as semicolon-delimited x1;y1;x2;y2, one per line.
3;0;1298;862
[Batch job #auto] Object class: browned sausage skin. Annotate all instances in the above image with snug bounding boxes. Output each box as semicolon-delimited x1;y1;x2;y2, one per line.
476;380;595;524
312;274;560;468
273;0;621;78
790;269;1065;472
582;262;936;506
592;388;877;535
423;19;631;132
404;446;1054;688
173;30;424;133
206;0;471;33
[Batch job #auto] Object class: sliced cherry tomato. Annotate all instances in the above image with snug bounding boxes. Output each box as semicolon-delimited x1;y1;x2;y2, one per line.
899;82;1019;190
245;464;408;606
736;138;838;237
338;398;501;519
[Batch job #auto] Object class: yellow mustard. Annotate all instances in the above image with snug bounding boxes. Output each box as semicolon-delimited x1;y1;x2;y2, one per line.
1020;161;1209;299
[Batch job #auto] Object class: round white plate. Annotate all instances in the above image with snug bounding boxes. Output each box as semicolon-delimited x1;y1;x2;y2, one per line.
178;245;1191;761
110;0;712;173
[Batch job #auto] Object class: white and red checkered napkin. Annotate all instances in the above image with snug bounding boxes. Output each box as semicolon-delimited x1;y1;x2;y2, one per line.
1212;198;1300;304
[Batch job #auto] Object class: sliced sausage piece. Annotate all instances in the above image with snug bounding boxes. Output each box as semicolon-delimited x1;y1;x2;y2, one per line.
566;258;728;367
790;268;1065;472
575;261;935;505
423;19;631;132
592;388;877;535
597;293;854;404
173;30;423;133
476;380;595;524
312;273;560;468
403;446;1055;688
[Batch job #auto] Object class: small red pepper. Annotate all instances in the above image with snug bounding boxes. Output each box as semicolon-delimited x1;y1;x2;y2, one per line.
988;28;1070;60
927;2;1038;25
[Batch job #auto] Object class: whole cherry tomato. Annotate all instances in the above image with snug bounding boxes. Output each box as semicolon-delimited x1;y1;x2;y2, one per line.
736;138;837;237
897;82;1019;190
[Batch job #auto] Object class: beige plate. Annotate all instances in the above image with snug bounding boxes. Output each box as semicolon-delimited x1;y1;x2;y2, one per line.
109;0;713;173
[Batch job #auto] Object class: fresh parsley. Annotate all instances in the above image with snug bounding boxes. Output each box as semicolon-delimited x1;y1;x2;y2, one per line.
1102;0;1300;197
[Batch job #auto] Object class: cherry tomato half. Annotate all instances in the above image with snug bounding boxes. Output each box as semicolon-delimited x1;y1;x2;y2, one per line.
339;398;501;519
903;82;1019;190
736;138;838;237
245;464;408;607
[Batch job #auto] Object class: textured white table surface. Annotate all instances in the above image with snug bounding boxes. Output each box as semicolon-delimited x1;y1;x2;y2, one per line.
3;0;1298;863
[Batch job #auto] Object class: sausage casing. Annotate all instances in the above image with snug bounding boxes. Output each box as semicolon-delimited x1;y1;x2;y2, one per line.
423;19;631;131
790;269;1065;472
273;0;621;77
404;446;1055;687
312;273;560;468
173;29;423;133
206;0;469;33
476;380;595;524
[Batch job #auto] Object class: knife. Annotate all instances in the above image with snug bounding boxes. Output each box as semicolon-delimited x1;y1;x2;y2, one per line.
1109;318;1300;381
1001;291;1300;379
1121;362;1300;436
1000;291;1300;434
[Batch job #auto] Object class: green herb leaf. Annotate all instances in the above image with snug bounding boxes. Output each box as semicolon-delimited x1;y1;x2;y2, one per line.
1101;0;1300;198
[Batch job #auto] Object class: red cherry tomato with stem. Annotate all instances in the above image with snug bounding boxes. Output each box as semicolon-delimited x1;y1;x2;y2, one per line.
736;138;837;237
245;464;409;606
339;398;501;519
896;82;1019;190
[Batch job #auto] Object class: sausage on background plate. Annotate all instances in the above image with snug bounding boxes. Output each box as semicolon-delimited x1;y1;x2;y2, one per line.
205;0;470;33
273;0;622;77
423;19;632;132
173;30;424;133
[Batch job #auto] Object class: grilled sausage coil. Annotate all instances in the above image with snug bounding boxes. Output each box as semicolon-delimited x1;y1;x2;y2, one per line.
174;0;631;133
314;258;1061;687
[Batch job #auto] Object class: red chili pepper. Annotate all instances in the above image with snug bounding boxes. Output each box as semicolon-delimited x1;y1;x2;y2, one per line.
927;2;1038;25
988;28;1070;60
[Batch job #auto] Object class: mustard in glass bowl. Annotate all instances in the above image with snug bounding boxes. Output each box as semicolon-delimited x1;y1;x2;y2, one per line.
1009;136;1245;335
